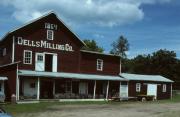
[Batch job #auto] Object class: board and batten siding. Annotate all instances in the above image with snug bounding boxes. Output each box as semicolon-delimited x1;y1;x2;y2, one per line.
9;13;120;75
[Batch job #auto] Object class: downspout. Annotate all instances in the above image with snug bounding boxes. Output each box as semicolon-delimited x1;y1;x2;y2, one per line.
12;36;15;63
16;64;19;101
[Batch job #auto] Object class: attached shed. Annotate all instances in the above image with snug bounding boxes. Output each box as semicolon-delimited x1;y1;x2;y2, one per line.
121;73;173;100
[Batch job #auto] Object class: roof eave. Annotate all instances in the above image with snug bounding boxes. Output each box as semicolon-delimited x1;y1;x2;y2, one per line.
0;61;21;68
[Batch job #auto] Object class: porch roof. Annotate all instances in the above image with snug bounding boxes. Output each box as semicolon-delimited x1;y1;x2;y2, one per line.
0;76;8;80
18;70;126;81
121;73;173;83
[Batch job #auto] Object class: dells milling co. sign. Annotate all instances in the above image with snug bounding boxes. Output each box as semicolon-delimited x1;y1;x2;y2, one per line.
16;23;73;52
17;37;73;52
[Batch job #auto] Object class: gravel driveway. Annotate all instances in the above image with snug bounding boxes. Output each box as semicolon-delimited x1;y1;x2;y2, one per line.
17;102;180;117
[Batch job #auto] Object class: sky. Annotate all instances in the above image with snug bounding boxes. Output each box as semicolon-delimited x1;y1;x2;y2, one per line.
0;0;180;58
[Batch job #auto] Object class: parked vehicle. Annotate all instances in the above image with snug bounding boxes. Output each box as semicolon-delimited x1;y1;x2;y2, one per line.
0;107;12;117
0;92;5;102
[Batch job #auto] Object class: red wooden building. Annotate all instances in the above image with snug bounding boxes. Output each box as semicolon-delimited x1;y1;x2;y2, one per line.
0;12;173;102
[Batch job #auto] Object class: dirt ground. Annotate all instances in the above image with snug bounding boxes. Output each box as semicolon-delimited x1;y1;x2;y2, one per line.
17;102;180;117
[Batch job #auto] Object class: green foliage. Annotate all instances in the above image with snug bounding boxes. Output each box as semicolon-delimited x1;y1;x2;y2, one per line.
123;49;180;85
82;39;104;53
110;35;129;58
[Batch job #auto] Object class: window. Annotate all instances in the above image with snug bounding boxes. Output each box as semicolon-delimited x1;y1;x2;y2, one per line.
37;55;43;62
162;84;167;92
136;83;141;92
47;30;54;40
97;59;103;71
2;48;6;56
24;50;32;64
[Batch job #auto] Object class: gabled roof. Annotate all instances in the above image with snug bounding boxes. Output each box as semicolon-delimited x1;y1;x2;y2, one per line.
121;73;173;83
18;70;126;81
0;11;86;46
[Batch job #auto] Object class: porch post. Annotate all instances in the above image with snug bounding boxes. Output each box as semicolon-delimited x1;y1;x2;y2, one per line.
53;80;56;97
119;81;121;98
93;80;96;99
37;77;40;100
106;81;109;100
16;64;20;101
16;77;20;100
171;83;173;100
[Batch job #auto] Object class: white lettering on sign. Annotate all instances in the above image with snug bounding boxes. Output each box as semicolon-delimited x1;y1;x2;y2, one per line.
45;23;58;30
17;37;73;52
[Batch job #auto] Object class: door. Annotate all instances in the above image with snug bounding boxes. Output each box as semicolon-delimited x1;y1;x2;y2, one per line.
147;84;157;98
52;54;57;72
120;82;128;98
35;53;45;71
79;82;88;94
45;54;53;72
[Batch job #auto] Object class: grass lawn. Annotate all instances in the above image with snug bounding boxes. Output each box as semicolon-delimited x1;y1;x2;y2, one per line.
158;94;180;103
1;95;180;115
2;101;108;115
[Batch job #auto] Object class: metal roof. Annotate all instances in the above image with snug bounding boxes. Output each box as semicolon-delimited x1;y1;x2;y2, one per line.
80;50;120;57
0;77;7;80
18;70;126;81
121;73;173;83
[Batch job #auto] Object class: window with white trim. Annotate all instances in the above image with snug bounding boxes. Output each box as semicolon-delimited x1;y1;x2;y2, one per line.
136;83;141;92
162;84;167;92
3;48;6;56
24;50;32;64
47;30;54;40
97;59;103;71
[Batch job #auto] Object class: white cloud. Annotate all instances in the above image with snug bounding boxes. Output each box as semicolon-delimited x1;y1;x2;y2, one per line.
1;0;172;27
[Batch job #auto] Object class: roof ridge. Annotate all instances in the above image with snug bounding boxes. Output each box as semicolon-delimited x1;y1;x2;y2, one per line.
0;11;86;46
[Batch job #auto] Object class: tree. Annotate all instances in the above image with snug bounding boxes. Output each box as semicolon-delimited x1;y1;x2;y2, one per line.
110;35;129;58
82;39;104;53
123;49;180;89
110;35;130;73
131;54;152;74
150;49;177;77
